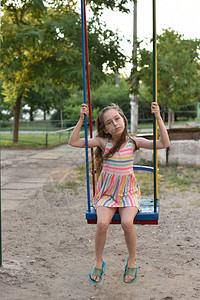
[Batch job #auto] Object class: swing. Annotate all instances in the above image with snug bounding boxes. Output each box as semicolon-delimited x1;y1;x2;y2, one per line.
80;0;159;225
86;165;159;225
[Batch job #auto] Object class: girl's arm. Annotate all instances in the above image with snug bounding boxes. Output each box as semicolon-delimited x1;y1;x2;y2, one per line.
135;102;170;150
68;104;106;149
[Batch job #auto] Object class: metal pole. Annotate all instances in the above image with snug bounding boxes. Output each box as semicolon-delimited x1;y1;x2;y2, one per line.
131;0;138;134
81;0;91;212
83;0;96;197
153;0;158;212
0;113;1;256
0;0;2;266
133;1;137;59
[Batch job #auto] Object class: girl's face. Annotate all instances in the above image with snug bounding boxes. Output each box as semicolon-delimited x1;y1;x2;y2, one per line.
103;109;125;138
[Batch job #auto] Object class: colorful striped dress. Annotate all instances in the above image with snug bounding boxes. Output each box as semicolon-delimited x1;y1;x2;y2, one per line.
93;139;141;209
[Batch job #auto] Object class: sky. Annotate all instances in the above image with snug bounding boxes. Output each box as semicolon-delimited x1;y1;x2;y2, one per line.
96;0;200;74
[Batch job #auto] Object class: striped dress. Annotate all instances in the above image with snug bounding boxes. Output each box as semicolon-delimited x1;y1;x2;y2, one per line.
93;139;141;209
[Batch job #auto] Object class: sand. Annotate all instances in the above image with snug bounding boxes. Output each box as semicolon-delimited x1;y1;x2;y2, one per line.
0;145;199;300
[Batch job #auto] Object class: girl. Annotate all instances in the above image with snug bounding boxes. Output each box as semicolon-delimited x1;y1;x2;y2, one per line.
68;102;170;284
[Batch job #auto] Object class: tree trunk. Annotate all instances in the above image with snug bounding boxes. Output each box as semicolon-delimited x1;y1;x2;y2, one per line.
130;97;138;134
60;96;63;130
168;110;172;129
172;112;175;123
115;72;119;87
13;93;22;143
162;111;165;122
30;106;34;121
161;104;166;122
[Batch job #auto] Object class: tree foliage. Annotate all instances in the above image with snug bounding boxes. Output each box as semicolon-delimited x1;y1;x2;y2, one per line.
131;29;200;118
87;0;133;14
1;0;46;141
59;76;131;122
1;0;127;141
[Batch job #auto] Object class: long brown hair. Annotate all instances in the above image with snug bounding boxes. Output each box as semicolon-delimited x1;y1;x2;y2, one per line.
95;103;138;177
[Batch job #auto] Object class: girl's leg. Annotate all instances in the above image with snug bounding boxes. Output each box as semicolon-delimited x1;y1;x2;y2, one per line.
118;207;138;283
90;206;117;282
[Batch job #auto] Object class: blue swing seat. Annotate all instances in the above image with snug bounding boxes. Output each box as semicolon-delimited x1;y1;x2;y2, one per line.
86;166;159;225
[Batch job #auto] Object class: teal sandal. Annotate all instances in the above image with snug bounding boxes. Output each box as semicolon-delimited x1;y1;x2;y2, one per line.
123;257;138;284
88;261;106;284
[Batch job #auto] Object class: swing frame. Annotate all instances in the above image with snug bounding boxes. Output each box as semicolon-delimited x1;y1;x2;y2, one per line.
80;0;159;225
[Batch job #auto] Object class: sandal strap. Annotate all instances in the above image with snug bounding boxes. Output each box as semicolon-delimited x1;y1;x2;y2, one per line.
90;267;102;277
125;266;137;277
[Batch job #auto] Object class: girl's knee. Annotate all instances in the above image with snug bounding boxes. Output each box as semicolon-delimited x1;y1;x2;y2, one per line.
97;219;110;232
121;220;134;233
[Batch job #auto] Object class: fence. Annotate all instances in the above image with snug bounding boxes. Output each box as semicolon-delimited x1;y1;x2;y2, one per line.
0;120;76;147
0;119;78;131
169;102;200;122
0;102;199;147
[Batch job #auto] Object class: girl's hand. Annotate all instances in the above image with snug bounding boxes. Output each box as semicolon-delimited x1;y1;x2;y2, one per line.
151;102;161;119
80;103;89;120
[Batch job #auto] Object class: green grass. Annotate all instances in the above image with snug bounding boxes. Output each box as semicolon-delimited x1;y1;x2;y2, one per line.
137;123;153;130
189;199;200;206
134;171;154;195
75;163;200;196
48;161;200;209
0;132;69;147
0;120;64;131
56;180;80;195
159;165;200;193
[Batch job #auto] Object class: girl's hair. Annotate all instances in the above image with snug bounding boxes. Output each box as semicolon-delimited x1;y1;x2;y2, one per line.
95;103;138;177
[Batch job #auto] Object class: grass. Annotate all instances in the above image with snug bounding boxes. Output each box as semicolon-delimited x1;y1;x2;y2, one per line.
74;163;200;196
46;161;199;209
0;120;65;131
1;117;199;148
0;132;69;147
158;165;200;193
189;199;200;206
56;180;80;195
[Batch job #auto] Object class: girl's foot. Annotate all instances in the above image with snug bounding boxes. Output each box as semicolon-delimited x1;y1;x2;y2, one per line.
124;257;138;283
90;261;103;282
88;261;106;284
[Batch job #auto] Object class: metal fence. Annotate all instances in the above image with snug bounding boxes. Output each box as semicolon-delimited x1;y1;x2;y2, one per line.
0;121;76;147
1;102;199;147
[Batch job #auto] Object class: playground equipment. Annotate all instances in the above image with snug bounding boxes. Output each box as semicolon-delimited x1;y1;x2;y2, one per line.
80;0;159;225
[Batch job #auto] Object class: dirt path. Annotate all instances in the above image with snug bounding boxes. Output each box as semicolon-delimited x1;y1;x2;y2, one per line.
0;145;200;300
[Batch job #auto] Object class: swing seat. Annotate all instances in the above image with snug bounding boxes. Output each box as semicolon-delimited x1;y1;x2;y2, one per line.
86;166;159;225
86;199;159;225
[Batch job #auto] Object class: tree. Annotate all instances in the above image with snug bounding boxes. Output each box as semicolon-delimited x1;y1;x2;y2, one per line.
90;79;131;117
64;77;131;119
38;4;127;124
1;0;127;142
1;0;46;142
87;0;133;14
0;92;13;122
135;29;200;120
23;87;54;121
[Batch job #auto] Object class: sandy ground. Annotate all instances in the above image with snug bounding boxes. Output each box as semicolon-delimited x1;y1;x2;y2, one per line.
0;144;200;300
